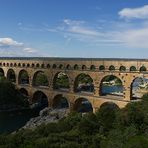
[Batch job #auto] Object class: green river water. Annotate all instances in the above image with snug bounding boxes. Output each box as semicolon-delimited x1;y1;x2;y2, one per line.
0;109;39;133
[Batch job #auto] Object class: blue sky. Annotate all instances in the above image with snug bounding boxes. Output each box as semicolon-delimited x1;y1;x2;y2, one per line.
1;0;148;58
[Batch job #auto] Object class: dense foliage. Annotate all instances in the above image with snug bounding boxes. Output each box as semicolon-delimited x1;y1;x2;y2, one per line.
0;77;29;109
54;73;69;89
0;94;148;147
33;72;49;86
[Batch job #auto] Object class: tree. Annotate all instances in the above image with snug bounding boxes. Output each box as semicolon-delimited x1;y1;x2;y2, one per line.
34;72;49;86
0;77;29;108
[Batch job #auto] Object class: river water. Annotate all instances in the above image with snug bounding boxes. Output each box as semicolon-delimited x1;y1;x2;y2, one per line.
0;109;39;134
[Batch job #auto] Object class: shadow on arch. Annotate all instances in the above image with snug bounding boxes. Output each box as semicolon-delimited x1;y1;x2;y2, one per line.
18;70;29;85
7;69;16;83
99;102;119;110
52;94;69;109
73;98;93;113
32;91;48;110
0;68;4;77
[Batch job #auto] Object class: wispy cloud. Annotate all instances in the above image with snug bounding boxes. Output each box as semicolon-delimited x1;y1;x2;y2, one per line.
54;19;123;45
17;5;148;52
120;28;148;48
23;47;37;53
119;5;148;19
57;9;148;49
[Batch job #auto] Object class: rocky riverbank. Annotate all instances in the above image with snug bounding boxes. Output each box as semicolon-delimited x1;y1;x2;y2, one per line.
21;107;69;130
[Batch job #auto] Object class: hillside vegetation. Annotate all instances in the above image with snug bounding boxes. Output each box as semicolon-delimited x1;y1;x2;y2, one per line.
0;77;29;110
0;94;148;147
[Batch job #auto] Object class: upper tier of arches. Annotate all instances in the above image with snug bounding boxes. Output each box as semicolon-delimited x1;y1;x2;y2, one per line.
0;60;148;101
0;62;148;73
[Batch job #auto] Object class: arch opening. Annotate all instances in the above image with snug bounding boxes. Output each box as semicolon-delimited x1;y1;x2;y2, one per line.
99;65;105;71
90;65;95;70
66;64;71;70
53;72;70;91
100;102;119;110
100;75;123;97
140;66;146;72
109;65;115;71
33;71;49;87
74;64;79;70
131;77;148;99
32;91;48;110
73;98;93;113
74;73;94;93
119;66;126;71
52;94;69;109
130;66;136;71
0;68;4;78
18;70;29;85
7;69;16;83
82;65;87;70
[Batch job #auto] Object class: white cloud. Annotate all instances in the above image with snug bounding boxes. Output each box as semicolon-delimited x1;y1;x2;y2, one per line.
0;38;23;47
0;37;42;57
119;5;148;19
23;47;37;53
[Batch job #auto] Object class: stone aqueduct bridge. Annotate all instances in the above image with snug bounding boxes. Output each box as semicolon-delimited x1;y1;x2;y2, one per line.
0;57;148;112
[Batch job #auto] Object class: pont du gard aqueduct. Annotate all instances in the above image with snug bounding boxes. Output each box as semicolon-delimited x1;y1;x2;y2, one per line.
0;57;148;113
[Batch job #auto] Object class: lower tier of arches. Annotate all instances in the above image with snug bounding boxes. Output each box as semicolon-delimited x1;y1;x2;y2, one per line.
18;86;129;113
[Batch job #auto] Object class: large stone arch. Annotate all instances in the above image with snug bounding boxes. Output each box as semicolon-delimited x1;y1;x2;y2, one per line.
0;68;4;77
32;91;48;109
53;72;70;91
99;101;119;109
74;73;94;93
18;69;29;85
52;94;69;109
7;69;16;83
32;71;49;87
73;97;93;112
99;74;124;97
130;76;148;99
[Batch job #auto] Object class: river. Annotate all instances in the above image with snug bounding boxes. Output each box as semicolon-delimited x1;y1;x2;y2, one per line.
0;109;39;134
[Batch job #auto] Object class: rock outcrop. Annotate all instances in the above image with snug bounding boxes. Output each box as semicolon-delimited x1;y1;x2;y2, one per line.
21;107;69;130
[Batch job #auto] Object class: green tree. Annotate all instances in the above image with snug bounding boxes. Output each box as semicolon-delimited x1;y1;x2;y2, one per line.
0;77;29;108
34;72;49;86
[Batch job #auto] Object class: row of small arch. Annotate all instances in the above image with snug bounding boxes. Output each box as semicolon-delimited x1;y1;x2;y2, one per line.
0;62;148;72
